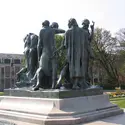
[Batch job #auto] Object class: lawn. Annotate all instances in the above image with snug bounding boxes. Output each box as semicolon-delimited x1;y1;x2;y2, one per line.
0;92;4;96
110;97;125;108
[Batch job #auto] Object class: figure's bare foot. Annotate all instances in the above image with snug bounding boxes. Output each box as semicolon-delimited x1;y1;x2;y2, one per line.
55;83;62;89
72;84;80;90
33;86;40;91
32;84;36;88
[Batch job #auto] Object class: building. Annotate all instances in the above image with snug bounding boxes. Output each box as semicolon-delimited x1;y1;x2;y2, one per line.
0;53;24;91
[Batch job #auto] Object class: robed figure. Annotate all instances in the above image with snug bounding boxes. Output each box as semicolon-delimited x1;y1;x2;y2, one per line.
64;18;89;89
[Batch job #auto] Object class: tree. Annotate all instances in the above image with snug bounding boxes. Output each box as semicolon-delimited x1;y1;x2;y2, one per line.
115;28;125;82
55;35;65;73
116;28;125;45
92;28;120;86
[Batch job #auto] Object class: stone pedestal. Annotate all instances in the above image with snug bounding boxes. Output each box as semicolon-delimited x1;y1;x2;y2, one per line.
4;88;103;98
0;88;123;125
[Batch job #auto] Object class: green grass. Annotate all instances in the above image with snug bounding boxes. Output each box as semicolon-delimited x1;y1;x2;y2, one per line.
0;92;4;96
110;97;125;101
110;97;125;108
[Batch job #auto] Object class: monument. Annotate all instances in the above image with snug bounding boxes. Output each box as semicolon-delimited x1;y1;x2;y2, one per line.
0;19;123;125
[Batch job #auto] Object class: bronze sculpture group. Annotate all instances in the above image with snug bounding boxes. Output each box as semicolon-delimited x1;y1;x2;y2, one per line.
16;18;95;91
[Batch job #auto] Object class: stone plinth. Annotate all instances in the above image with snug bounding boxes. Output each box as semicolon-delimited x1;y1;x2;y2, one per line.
0;89;123;125
4;88;103;98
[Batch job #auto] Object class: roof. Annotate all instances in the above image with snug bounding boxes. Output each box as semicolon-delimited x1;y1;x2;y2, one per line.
0;53;24;59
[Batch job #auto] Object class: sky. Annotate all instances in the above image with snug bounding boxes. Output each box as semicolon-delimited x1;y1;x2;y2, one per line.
0;0;125;54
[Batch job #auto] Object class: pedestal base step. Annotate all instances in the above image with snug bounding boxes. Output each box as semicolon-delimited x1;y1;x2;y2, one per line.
0;94;123;125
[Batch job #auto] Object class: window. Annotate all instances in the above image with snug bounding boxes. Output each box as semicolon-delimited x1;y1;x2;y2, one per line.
4;59;10;64
14;59;20;64
1;78;4;84
5;66;10;77
11;70;14;76
1;79;4;89
5;78;10;88
1;67;4;77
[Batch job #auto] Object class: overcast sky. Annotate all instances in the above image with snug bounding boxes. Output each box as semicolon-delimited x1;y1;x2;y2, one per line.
0;0;125;54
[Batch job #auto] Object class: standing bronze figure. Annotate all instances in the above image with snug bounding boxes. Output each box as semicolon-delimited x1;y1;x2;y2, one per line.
33;20;65;90
63;18;89;89
82;19;95;85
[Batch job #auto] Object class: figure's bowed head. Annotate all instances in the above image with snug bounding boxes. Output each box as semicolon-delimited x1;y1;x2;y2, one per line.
68;18;78;28
42;20;50;27
82;19;90;29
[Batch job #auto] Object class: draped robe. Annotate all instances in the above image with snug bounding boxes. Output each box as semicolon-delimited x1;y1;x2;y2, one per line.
64;26;89;79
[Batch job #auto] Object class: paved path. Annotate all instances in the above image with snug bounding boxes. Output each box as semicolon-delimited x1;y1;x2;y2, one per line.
82;109;125;125
84;114;125;125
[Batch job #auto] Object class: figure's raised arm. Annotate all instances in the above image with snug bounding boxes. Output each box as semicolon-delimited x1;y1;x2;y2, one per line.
54;28;65;34
89;21;95;43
